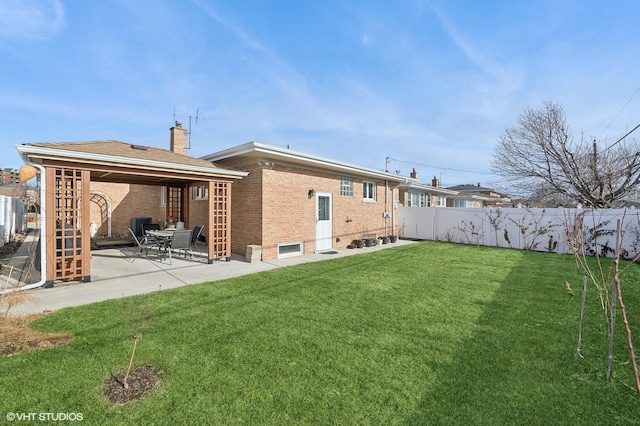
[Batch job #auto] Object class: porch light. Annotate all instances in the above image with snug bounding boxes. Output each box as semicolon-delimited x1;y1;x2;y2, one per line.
308;189;316;199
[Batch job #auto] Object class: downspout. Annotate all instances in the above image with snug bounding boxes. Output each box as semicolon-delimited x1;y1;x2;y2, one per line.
385;179;389;236
12;163;47;292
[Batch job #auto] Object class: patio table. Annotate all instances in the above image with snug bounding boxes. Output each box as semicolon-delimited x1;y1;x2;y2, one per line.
146;229;191;262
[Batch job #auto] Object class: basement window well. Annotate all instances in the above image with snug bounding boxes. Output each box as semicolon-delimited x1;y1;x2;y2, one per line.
278;242;303;258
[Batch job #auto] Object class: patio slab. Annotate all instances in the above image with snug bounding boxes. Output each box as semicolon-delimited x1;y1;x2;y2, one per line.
9;239;417;316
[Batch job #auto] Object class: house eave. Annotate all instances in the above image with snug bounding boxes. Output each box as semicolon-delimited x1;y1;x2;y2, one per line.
202;141;415;183
398;182;459;195
16;144;248;179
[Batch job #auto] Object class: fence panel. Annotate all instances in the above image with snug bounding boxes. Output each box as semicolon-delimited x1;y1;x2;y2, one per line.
397;206;640;257
0;195;26;246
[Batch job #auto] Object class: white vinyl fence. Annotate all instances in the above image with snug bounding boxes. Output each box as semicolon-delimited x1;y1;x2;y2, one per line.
0;195;25;248
397;206;640;258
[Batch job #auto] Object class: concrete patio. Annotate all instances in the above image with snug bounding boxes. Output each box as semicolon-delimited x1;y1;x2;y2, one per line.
8;237;417;316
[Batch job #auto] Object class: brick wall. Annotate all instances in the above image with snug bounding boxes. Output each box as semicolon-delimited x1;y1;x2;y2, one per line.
89;182;165;237
229;161;398;260
229;163;263;256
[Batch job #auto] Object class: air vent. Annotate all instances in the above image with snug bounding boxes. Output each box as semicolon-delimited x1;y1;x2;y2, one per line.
130;144;148;151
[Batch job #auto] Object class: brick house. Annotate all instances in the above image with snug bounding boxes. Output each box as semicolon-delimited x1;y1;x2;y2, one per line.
445;183;511;207
16;122;246;285
203;142;416;260
397;170;459;208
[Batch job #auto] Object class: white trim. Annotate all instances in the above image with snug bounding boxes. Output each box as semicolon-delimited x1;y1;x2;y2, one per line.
203;141;414;183
398;181;459;196
16;144;248;178
277;241;304;258
363;180;376;202
315;192;333;251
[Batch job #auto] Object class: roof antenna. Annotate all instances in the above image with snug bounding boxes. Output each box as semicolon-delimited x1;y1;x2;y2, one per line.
173;106;205;150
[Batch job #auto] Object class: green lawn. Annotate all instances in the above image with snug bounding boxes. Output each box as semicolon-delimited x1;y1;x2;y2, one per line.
2;241;640;424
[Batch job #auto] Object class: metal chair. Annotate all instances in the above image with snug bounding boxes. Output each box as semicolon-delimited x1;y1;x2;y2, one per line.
127;228;161;259
141;223;161;245
191;225;205;252
166;229;194;264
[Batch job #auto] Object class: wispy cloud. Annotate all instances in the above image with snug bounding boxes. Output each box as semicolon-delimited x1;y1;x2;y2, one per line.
431;4;523;91
0;0;65;41
191;0;428;149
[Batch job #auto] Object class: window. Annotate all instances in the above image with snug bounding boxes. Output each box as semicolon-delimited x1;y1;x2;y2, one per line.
425;193;432;207
437;196;446;207
278;242;303;258
453;199;468;207
340;176;354;196
160;186;166;207
363;181;376;201
192;185;209;200
408;191;425;207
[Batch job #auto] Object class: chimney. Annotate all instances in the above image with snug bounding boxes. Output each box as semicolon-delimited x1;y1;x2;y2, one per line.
410;168;419;180
170;121;188;155
432;175;440;188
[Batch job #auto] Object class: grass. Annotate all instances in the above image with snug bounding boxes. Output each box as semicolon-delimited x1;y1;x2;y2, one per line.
2;241;640;424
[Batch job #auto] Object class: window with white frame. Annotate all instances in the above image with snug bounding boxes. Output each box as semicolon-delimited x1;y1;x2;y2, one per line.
192;185;209;200
408;191;425;207
278;242;303;258
453;199;467;207
363;181;376;201
425;193;432;207
437;195;446;207
340;176;354;196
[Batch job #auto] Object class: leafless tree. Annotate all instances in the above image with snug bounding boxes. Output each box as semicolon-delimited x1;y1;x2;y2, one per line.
491;101;640;208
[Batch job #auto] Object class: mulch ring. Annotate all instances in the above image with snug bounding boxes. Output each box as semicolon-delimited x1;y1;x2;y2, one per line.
104;364;162;404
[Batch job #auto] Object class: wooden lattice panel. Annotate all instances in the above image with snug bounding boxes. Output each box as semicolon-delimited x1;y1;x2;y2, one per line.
210;181;230;259
46;167;90;282
167;185;184;222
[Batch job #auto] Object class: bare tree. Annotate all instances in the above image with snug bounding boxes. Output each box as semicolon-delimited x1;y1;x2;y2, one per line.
491;101;640;208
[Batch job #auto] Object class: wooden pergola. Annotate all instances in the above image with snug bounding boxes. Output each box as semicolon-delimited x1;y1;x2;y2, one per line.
16;141;247;285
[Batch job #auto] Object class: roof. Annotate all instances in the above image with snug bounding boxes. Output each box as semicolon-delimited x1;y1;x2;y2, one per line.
16;140;247;183
446;183;495;192
397;181;459;196
202;141;416;183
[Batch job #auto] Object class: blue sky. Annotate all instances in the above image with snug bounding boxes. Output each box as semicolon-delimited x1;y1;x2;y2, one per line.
2;0;640;190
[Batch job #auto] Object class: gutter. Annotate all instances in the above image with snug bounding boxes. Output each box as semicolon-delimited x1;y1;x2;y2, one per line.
16;145;248;179
203;141;415;183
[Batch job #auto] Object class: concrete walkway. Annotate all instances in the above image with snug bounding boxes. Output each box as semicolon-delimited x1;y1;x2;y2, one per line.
0;229;41;289
9;238;416;316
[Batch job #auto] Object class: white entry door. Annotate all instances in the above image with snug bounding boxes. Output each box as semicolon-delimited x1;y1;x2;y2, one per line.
315;193;332;251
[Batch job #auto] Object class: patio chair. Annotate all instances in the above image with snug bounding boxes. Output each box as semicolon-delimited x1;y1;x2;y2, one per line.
191;225;204;251
141;223;161;245
127;228;162;259
166;229;194;264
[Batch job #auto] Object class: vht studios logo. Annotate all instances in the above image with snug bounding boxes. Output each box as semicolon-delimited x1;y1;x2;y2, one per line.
6;412;84;421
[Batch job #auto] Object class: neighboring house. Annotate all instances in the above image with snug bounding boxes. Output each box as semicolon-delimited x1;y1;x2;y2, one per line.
445;183;511;207
15;122;247;285
202;142;416;260
397;171;459;208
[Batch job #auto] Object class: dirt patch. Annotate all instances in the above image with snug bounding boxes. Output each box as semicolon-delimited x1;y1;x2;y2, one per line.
0;313;74;356
104;364;161;404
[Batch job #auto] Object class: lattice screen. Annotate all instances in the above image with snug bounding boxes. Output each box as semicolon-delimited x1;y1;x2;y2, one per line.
210;181;230;258
50;167;88;281
167;185;184;222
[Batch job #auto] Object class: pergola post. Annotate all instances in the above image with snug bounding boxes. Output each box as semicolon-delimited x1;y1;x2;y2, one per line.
207;180;232;263
44;166;91;285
